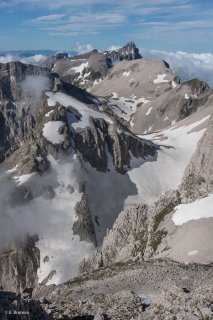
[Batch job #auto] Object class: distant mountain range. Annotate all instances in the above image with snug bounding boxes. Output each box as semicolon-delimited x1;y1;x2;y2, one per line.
0;49;77;58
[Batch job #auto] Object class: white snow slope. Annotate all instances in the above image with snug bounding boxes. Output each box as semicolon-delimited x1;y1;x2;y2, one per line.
172;194;213;225
46;91;113;130
126;115;210;204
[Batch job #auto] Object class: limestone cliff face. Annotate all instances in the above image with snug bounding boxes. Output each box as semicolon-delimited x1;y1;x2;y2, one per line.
105;41;142;64
181;115;213;201
0;61;52;102
0;236;39;292
132;79;212;133
73;118;157;174
78;115;213;274
0;61;53;162
0;84;159;290
78;191;181;274
73;193;97;245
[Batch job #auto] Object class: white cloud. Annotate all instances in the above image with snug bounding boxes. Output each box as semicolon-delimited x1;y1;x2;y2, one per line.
107;45;120;51
0;54;47;65
73;42;94;54
27;12;127;36
29;14;65;23
141;48;213;87
21;54;47;64
0;55;15;63
0;0;194;9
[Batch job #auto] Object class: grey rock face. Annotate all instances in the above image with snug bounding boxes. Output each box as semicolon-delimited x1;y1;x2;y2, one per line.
45;50;110;90
78;190;181;274
42;42;141;90
55;52;69;60
73;193;97;245
91;59;178;126
0;61;53;161
132;78;212;133
0;61;52;102
72;118;158;174
101;204;148;266
0;46;212;317
181;115;213;198
105;41;142;64
0;235;39;292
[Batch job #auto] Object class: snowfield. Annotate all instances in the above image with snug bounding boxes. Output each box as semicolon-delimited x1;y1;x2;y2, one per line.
1;154;95;285
172;194;213;225
46;92;113;129
43;121;65;144
109;92;150;125
35;155;94;285
71;62;88;75
146;107;153;116
123;71;130;77
187;250;198;256
126;116;210;204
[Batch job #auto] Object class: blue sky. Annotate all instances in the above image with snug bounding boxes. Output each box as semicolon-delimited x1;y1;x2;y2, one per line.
0;0;212;53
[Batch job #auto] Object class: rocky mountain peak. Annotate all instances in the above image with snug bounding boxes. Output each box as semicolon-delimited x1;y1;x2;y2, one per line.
105;41;142;64
55;52;69;60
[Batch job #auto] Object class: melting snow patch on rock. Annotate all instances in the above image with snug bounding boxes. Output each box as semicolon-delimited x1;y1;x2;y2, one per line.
146;107;153;116
188;250;198;256
43;121;65;144
172;81;177;88
123;71;130;77
45;110;54;117
153;74;169;84
71;62;89;76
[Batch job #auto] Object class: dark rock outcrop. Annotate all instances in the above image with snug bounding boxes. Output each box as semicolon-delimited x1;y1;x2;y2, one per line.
72;117;158;174
73;193;97;245
0;61;54;161
55;52;68;60
105;41;142;64
0;235;39;292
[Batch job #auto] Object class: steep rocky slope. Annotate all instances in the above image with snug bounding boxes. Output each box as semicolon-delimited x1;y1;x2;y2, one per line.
91;59;179;126
79;108;213;273
0;236;39;292
41;42;142;90
32;260;213;320
0;61;52;162
0;43;212;319
132;79;212;133
0;64;159;289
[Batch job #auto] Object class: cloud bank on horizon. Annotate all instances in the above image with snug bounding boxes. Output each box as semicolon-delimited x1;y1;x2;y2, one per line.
0;54;48;65
0;46;212;88
141;49;213;87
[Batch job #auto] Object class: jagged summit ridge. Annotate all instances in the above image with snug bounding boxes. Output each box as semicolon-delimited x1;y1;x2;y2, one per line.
104;41;142;64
